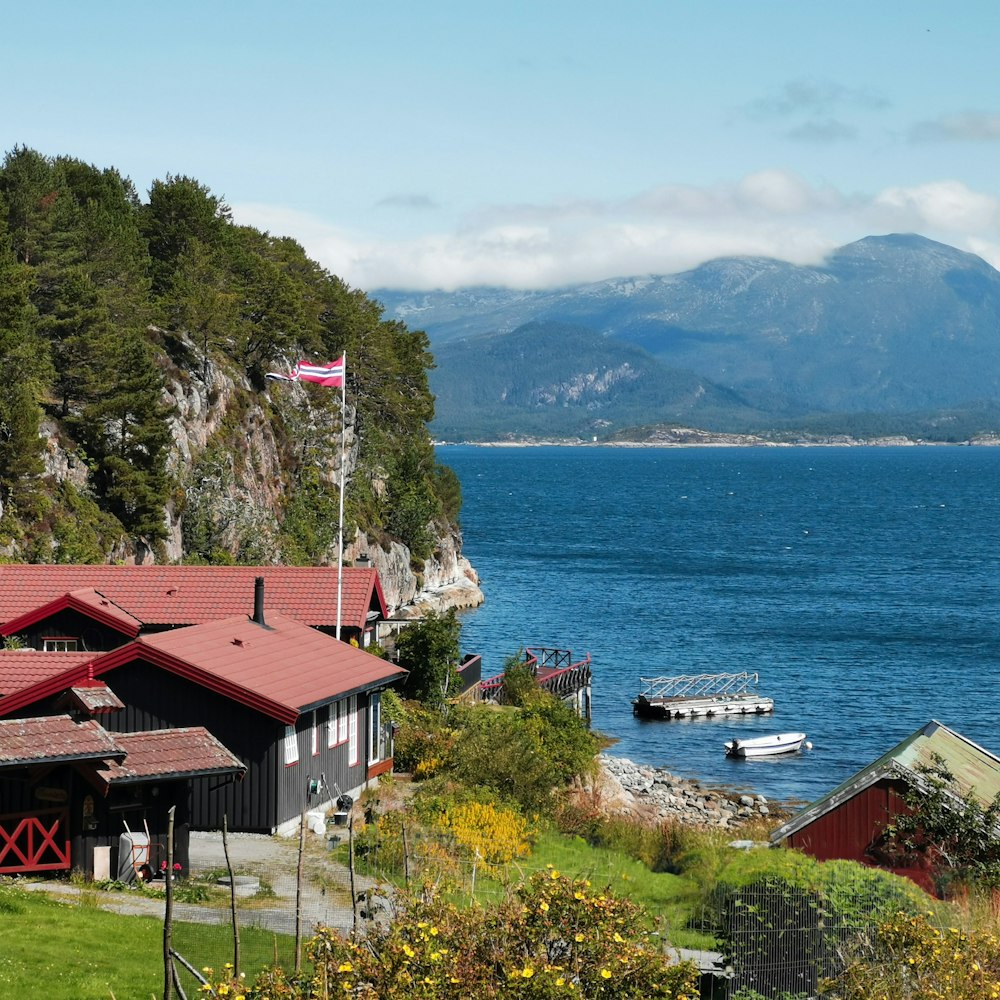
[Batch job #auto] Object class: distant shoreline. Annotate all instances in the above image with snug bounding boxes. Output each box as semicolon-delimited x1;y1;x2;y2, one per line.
436;435;1000;448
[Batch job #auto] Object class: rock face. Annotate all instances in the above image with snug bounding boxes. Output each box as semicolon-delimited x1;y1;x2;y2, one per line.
29;349;484;617
346;530;482;616
591;755;774;829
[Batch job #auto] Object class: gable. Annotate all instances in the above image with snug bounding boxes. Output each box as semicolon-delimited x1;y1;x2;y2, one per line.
0;589;142;641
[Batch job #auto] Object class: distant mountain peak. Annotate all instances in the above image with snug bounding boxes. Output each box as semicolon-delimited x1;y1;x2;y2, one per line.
376;234;1000;438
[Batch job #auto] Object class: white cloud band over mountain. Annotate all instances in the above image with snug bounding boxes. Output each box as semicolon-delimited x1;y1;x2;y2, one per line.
234;170;1000;293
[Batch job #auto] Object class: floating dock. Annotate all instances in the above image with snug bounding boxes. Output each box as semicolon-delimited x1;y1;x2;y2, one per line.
632;671;774;720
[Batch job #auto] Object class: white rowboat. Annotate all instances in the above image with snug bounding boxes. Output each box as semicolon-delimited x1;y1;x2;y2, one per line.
725;732;806;758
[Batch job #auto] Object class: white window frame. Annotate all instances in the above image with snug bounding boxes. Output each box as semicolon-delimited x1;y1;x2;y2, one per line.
368;691;382;764
348;695;359;767
337;697;349;745
327;704;338;748
311;710;320;757
283;725;299;766
43;637;79;652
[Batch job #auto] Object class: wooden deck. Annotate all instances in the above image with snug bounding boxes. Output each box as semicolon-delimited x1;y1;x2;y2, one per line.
463;647;593;721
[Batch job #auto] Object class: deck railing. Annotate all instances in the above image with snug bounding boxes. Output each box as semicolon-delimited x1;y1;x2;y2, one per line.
477;647;592;708
0;807;71;874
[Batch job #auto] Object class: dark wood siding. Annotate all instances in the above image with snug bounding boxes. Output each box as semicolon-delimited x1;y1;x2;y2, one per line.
276;697;372;825
89;660;284;833
16;608;132;653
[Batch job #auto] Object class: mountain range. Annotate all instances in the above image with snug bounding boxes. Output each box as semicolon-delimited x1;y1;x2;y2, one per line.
374;234;1000;440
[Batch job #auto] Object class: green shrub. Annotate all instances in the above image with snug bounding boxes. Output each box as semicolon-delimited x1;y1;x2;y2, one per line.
390;701;459;776
446;698;597;817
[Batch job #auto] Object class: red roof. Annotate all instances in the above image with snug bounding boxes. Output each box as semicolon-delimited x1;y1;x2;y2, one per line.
0;565;387;632
55;680;125;714
0;613;406;726
0;716;244;786
0;651;94;696
0;588;143;639
97;728;246;784
0;715;124;767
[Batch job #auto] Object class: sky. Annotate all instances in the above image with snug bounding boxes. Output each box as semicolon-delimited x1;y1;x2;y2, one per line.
6;1;1000;291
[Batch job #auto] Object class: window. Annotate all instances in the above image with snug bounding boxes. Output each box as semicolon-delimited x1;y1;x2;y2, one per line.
283;725;299;766
348;696;359;767
327;705;338;748
338;698;349;745
43;638;78;652
369;692;382;764
311;711;320;757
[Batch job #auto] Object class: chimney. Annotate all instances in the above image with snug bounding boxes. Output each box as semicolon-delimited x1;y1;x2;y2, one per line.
355;553;371;568
252;576;266;626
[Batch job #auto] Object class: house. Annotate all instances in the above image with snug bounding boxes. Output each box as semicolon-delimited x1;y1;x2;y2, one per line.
0;577;406;835
0;563;388;651
0;714;245;879
770;720;1000;893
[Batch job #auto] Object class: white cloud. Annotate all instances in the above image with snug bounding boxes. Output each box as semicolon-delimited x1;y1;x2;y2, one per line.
233;173;1000;292
874;181;1000;232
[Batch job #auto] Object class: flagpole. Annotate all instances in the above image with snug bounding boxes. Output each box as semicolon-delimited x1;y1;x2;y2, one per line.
335;353;347;641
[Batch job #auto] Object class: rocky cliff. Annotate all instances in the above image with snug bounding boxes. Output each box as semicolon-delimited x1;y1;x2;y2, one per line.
30;343;483;617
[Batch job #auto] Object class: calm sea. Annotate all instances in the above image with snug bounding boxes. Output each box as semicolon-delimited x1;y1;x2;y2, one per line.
439;444;1000;807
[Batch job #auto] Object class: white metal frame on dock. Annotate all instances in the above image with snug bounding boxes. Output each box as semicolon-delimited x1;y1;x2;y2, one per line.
637;671;761;700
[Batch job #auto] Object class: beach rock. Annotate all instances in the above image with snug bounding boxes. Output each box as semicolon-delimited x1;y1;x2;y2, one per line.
591;754;777;830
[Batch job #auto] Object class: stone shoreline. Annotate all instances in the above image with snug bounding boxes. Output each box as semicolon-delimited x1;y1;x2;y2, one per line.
589;754;777;830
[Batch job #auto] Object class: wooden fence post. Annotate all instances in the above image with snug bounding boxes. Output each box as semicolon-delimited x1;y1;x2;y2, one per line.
222;816;240;978
163;805;175;1000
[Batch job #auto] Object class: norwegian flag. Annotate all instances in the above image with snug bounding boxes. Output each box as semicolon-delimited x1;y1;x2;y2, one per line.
266;355;345;387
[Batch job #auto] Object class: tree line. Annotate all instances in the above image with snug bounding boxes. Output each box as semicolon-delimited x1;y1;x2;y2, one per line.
0;146;457;563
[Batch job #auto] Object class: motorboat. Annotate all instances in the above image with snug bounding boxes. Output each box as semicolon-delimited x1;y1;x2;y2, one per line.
725;732;806;758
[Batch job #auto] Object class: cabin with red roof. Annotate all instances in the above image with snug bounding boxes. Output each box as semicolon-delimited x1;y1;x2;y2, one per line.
0;570;406;835
0;563;388;652
0;715;245;878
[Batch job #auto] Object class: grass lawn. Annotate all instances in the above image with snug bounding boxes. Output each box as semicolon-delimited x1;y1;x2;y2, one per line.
528;828;713;949
0;885;295;1000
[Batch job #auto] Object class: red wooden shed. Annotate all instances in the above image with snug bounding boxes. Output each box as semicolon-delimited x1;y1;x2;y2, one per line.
770;720;1000;893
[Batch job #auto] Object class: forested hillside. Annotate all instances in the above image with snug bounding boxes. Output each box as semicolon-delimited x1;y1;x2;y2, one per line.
0;147;461;578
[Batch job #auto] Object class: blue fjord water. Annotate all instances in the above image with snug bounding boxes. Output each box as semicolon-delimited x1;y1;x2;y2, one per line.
440;444;1000;807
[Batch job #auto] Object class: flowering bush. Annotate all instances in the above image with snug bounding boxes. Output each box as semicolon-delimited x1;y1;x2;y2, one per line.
305;868;698;998
434;799;537;871
828;911;1000;999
